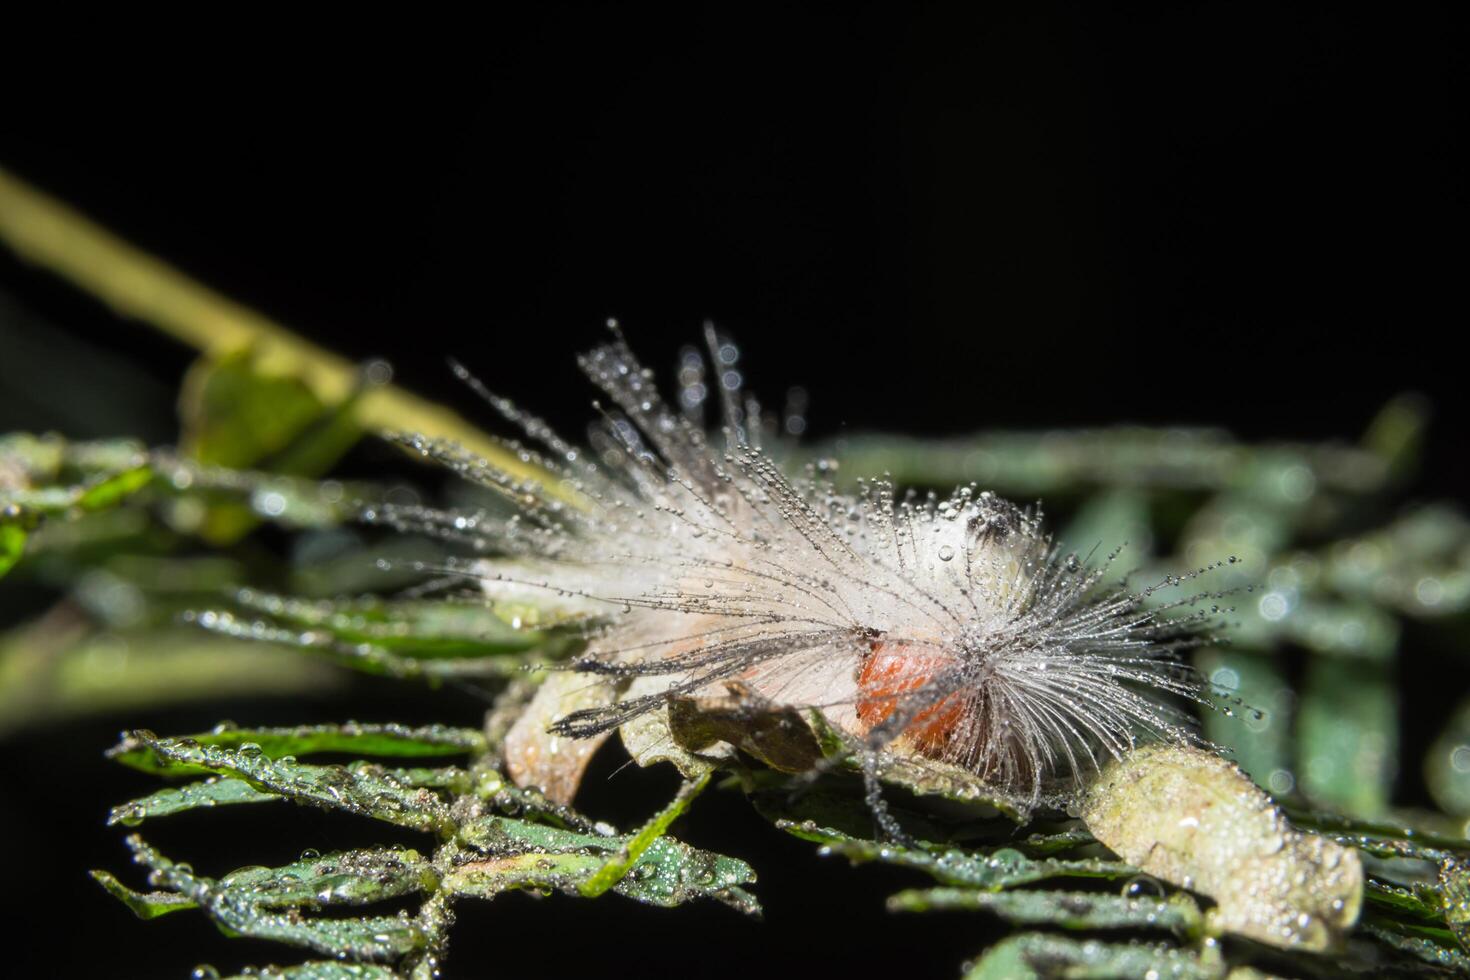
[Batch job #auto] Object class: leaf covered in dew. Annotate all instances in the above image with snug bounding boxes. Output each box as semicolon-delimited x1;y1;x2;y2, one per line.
108;721;485;774
777;820;1135;891
452;781;759;914
119;836;428;961
962;932;1224;980
213;964;403;980
887;887;1204;938
110;731;457;834
109;775;280;824
1081;743;1364;951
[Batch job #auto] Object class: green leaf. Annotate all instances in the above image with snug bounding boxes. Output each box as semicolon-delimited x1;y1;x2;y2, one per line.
1196;647;1294;794
963;932;1223;980
452;812;759;914
777;821;1134;890
110;776;280;825
215;965;402;980
889;888;1203;936
0;523;24;578
579;773;711;897
1426;697;1470;818
218;848;436;909
123;836;426;961
110;732;455;834
1439;859;1470;951
1361;922;1470;972
180;348;340;471
76;465;153;509
108;722;486;775
1297;654;1397;817
234;590;550;656
91;869;198;919
186;609;540;679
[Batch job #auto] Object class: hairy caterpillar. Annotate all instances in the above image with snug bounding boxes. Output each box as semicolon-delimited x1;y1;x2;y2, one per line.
382;323;1227;831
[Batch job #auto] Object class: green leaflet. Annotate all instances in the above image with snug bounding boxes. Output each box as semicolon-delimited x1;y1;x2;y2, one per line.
232;590;551;655
211;965;402;980
778;821;1134;890
96;723;760;975
1426;697;1470;818
964;933;1223;980
108;732;456;834
90;870;198;919
1297;654;1398;817
451;810;759;914
108;722;486;775
888;888;1203;938
0;523;23;578
122;836;427;961
109;776;280;824
217;848;438;909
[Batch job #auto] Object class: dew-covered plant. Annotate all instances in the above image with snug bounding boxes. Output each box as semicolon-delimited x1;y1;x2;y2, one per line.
3;169;1470;978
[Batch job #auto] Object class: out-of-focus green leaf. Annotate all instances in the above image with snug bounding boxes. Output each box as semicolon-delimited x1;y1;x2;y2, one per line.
185;609;543;680
181;348;341;471
0;622;341;737
233;590;550;655
1197;648;1294;794
0;523;24;577
1059;488;1154;566
1325;506;1470;617
1426;697;1470;819
1297;654;1397;817
108;722;485;775
963;932;1223;980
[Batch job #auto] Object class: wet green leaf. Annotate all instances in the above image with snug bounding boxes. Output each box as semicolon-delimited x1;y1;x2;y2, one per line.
1439;859;1470;951
233;590;551;655
121;836;426;961
110;732;455;834
889;887;1203;937
217;847;436;909
108;722;485;775
216;965;402;980
90;869;198;919
1361;922;1470;972
186;609;539;679
963;932;1223;980
453;812;759;914
110;776;280;824
778;821;1134;890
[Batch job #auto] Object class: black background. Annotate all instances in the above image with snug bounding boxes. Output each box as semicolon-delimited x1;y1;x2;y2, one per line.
0;4;1457;978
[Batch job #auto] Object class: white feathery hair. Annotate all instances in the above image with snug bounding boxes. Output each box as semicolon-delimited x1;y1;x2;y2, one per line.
382;324;1224;820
